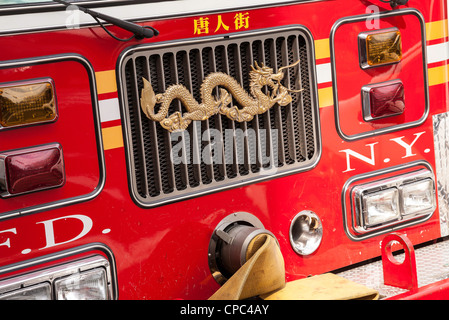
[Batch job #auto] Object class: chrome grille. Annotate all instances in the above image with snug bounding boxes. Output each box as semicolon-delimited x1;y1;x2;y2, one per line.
119;27;320;207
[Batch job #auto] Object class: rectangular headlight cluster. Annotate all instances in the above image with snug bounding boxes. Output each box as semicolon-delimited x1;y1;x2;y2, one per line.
352;169;436;232
0;255;112;300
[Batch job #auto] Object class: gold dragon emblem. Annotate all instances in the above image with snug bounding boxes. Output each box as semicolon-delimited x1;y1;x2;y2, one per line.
140;59;302;132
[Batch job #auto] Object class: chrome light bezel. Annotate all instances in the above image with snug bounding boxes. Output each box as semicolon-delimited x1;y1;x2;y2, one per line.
352;168;436;234
0;255;113;300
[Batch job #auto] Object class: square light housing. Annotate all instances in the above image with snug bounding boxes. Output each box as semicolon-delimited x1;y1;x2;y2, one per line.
0;143;65;198
0;78;57;129
361;79;405;121
359;27;402;69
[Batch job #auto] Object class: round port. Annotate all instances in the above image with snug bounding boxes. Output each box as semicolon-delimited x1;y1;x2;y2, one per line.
289;210;323;255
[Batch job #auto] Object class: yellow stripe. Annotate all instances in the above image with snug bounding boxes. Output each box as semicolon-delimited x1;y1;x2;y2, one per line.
428;64;449;86
96;70;117;95
102;125;124;150
315;38;330;60
318;86;333;108
426;19;448;41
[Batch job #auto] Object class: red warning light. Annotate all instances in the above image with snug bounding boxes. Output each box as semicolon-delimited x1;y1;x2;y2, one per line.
0;144;65;197
361;80;405;121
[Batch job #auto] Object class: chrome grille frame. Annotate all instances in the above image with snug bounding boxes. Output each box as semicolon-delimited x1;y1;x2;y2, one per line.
117;26;321;207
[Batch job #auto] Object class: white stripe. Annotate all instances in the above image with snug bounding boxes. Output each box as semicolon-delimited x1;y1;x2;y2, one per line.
316;63;332;84
427;42;449;64
314;44;449;86
99;98;121;123
0;0;299;34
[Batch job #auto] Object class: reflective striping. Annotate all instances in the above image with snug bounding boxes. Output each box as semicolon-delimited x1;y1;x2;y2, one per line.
314;38;332;108
315;38;330;60
99;98;121;123
428;64;449;86
316;62;332;84
102;125;124;150
433;112;449;237
94;24;449;152
96;70;117;95
426;19;448;41
318;86;333;109
427;41;449;64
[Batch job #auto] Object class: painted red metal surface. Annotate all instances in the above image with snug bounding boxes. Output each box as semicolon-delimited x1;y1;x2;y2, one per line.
0;0;446;299
387;278;449;300
381;233;418;291
333;12;427;138
0;60;101;215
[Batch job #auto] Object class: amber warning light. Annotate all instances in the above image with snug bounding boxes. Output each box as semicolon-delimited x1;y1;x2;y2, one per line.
0;79;57;128
0;144;65;197
359;28;402;69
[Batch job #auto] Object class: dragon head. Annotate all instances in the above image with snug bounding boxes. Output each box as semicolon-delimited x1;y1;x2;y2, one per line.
249;60;302;100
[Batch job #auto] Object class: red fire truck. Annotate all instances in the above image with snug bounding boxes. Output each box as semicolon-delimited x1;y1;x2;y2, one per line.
0;0;448;301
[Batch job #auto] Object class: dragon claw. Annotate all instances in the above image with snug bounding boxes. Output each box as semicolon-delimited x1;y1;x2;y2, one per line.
161;112;191;132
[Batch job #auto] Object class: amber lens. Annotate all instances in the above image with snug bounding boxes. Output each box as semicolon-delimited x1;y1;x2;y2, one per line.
366;30;402;67
0;80;57;128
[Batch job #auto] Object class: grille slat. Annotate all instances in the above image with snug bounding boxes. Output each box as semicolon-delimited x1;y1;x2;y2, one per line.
259;39;275;169
130;59;150;197
120;28;320;206
181;50;202;188
280;36;297;164
143;56;163;196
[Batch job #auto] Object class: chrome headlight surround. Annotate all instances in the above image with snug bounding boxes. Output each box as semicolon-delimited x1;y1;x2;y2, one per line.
343;161;437;240
0;245;116;300
353;169;435;233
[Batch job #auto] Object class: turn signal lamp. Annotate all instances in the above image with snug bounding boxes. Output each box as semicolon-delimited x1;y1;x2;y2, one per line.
359;28;402;69
0;79;57;129
0;143;65;197
353;169;436;232
362;79;405;121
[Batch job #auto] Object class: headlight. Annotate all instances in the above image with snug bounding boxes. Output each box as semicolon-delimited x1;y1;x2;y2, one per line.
402;179;435;216
54;268;108;300
352;168;436;232
0;283;51;300
0;255;113;300
361;187;400;227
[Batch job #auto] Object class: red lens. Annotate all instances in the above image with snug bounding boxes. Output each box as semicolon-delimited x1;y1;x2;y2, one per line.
362;80;405;121
0;144;65;197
